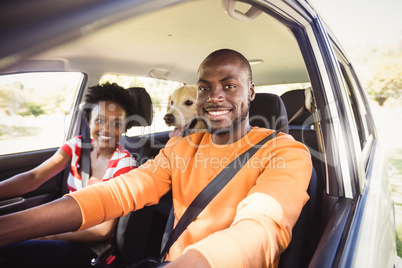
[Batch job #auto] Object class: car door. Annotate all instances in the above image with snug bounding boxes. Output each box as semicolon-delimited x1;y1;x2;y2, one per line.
0;71;86;216
303;12;396;267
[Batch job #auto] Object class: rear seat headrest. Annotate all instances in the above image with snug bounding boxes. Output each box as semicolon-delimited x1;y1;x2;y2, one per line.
280;89;310;125
249;93;289;134
127;87;153;127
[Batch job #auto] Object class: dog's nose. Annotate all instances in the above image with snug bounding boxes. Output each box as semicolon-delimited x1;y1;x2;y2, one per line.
164;114;175;124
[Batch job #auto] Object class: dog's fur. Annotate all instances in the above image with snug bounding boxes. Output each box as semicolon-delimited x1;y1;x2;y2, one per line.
164;85;206;138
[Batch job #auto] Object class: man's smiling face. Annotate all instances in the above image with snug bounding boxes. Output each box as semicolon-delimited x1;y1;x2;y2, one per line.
197;53;255;137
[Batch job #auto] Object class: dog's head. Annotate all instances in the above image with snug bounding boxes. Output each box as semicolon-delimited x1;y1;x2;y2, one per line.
164;85;199;137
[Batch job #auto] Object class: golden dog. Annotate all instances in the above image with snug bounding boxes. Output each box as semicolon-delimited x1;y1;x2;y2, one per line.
164;85;206;138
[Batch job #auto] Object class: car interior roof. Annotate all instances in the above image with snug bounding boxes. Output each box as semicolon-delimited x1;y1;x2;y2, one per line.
2;0;310;88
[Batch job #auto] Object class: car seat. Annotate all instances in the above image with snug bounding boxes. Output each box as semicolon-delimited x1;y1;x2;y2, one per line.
281;88;324;224
250;92;319;267
249;92;289;133
280;89;318;152
119;87;164;165
279;89;322;267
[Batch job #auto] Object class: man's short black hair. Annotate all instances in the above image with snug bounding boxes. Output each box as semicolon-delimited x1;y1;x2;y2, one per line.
200;49;252;83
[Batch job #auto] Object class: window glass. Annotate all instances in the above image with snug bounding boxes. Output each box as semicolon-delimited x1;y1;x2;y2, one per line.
341;65;371;138
0;72;83;155
339;64;368;149
255;82;311;96
99;76;311;136
99;74;184;135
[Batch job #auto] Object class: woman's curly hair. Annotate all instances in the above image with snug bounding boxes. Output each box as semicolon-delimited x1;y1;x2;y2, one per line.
82;82;138;131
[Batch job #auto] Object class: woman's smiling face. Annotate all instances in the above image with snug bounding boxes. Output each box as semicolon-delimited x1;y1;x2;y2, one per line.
89;100;126;149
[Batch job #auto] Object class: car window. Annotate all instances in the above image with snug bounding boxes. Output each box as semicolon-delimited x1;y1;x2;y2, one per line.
99;74;184;135
255;82;311;96
100;75;311;137
337;60;378;192
338;64;369;149
332;48;375;194
0;72;84;155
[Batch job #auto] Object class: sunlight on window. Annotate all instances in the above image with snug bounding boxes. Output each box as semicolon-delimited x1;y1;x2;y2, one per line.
100;74;184;135
255;82;311;96
0;72;83;155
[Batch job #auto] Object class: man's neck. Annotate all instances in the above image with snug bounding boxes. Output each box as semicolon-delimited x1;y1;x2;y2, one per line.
211;124;252;145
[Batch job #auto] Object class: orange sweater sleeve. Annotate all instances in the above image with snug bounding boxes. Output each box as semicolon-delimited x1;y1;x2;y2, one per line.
67;143;174;230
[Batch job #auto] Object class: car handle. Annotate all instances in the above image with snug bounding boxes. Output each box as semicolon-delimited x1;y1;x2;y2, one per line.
222;0;262;22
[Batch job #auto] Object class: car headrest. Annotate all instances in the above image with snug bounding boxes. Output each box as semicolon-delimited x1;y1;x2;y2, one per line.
127;87;153;127
280;89;310;125
249;93;289;134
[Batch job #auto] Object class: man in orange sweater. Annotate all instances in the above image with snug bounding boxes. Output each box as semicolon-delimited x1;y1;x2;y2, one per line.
0;49;312;268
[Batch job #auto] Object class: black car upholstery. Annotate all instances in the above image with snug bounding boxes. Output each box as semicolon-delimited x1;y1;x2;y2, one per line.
279;89;323;267
249;93;289;134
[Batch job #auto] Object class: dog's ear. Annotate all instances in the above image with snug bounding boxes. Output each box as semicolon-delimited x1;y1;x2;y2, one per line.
167;95;171;111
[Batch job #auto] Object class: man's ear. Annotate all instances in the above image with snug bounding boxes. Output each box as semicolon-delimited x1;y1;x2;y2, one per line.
249;83;256;101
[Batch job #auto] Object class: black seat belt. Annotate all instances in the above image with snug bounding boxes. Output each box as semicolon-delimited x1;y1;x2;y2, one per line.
157;106;307;265
80;113;91;187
